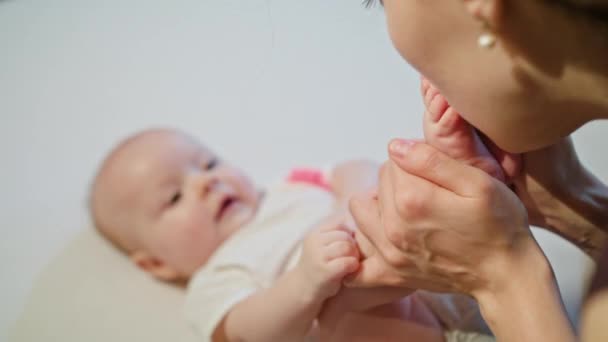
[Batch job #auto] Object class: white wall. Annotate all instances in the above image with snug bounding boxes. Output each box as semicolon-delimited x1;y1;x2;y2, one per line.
1;0;607;337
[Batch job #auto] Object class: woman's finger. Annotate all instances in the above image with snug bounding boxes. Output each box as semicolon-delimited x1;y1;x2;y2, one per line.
388;140;491;198
348;190;383;257
347;191;413;287
344;253;402;288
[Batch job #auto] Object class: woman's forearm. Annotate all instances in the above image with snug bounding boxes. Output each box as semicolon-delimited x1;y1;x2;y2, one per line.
516;139;608;259
544;166;608;259
475;237;576;342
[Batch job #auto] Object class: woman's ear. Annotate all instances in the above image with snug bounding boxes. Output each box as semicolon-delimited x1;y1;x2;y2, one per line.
130;250;181;281
463;0;504;29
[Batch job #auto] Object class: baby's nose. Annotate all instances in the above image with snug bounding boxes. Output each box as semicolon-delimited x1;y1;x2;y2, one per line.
202;177;220;198
191;173;219;198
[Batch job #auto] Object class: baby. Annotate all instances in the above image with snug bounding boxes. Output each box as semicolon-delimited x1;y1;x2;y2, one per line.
90;80;500;342
90;126;390;340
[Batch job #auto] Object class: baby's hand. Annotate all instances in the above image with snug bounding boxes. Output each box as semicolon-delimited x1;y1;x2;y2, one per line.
297;219;360;302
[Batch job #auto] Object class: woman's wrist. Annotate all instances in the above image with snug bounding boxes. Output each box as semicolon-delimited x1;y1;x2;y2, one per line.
473;234;549;317
474;235;576;341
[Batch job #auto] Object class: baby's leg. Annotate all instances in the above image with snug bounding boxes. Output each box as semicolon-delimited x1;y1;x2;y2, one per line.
319;309;446;342
318;287;444;341
320;287;439;325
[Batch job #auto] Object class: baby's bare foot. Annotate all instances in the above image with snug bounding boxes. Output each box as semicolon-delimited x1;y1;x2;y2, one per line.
421;77;505;181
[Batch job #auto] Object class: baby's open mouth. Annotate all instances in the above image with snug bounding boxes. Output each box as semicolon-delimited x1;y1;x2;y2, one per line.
215;196;236;222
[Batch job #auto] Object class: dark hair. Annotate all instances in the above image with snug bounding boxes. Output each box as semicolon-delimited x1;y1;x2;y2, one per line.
549;0;608;23
363;0;607;23
363;0;382;8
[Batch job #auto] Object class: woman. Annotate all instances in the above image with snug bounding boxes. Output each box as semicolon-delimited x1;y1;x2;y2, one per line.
348;0;608;341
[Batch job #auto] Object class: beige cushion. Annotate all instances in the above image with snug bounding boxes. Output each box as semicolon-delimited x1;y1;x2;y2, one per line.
9;229;198;342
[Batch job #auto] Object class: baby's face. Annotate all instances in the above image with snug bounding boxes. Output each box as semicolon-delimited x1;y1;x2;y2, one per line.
101;130;260;278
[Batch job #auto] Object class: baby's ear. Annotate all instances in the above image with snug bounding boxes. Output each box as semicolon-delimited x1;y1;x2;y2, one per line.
130;250;181;281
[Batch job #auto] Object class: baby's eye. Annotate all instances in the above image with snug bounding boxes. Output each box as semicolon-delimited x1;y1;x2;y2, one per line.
168;191;182;206
205;158;219;170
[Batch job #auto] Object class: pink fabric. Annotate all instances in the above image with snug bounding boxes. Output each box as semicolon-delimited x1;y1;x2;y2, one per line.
286;168;331;191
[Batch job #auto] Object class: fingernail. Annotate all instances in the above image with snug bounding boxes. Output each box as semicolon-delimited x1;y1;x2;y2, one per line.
389;139;416;157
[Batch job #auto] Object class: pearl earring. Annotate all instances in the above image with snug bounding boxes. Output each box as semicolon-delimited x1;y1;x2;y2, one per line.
478;32;496;49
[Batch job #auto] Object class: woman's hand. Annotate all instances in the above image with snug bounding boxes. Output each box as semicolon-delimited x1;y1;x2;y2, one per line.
346;139;535;296
344;139;577;341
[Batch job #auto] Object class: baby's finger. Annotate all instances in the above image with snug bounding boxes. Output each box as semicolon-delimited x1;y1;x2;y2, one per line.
328;256;360;279
324;240;360;261
318;215;350;232
320;230;357;246
333;222;355;233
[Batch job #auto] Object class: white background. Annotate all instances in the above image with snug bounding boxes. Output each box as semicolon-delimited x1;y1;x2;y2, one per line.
1;0;607;337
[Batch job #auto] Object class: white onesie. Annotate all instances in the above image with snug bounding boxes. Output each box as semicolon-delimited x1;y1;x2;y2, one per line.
184;181;335;340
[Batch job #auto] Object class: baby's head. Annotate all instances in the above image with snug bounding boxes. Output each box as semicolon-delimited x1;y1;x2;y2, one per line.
90;128;260;281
